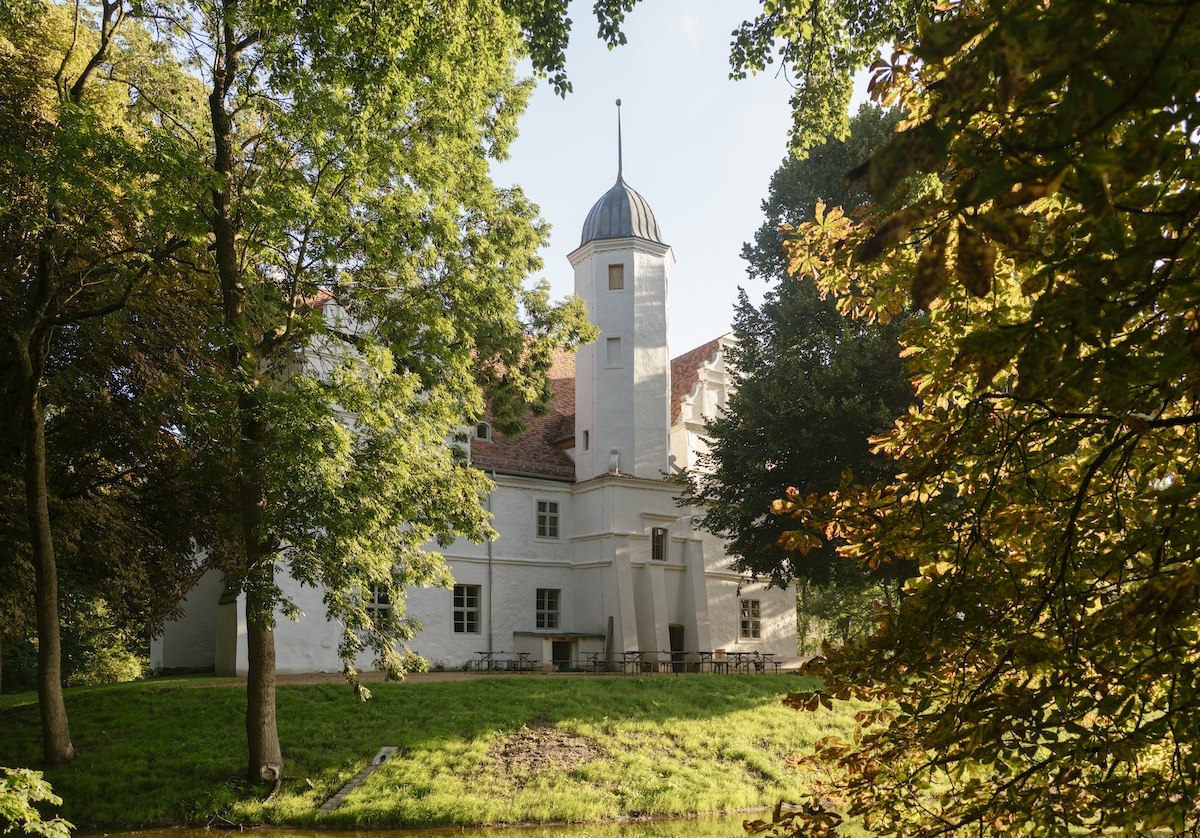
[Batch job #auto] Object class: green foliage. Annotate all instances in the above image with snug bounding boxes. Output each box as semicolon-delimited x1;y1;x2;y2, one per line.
729;0;932;154
773;0;1200;833
153;0;600;687
2;600;146;693
0;768;71;838
0;676;851;829
686;106;913;599
0;0;215;761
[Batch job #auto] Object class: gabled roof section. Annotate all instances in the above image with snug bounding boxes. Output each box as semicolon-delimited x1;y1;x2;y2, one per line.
670;336;724;424
469;347;577;480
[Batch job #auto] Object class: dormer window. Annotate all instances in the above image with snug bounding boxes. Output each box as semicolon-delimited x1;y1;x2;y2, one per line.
475;421;492;441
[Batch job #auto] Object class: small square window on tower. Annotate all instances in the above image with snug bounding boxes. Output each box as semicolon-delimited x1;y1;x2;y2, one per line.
608;263;624;290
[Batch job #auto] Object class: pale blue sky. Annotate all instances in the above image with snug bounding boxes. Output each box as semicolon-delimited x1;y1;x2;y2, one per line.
493;0;798;354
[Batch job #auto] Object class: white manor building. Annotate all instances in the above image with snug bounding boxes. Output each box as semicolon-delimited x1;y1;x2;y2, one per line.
152;148;798;676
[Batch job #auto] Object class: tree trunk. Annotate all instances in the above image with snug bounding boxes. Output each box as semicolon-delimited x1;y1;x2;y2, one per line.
245;589;282;783
17;342;74;764
207;5;283;786
241;400;282;784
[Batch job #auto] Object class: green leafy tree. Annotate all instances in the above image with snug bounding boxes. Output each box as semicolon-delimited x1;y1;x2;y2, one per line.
0;1;209;762
134;0;605;785
685;107;912;650
0;768;71;838
763;0;1200;834
729;0;932;153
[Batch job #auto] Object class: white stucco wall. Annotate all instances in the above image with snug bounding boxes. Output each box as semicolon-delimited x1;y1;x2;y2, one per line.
150;569;224;672
570;237;674;482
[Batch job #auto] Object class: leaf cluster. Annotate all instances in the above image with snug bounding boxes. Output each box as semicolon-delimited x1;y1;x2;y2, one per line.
729;0;931;154
773;0;1200;833
686;105;913;593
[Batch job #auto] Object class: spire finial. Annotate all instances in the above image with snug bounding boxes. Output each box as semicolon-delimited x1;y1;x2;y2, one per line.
616;98;623;181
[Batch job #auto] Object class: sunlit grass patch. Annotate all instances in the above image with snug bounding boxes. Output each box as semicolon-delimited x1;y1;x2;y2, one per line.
0;673;864;829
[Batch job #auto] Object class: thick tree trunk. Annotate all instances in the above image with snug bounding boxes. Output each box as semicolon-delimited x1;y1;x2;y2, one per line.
240;400;283;784
17;344;74;764
245;590;282;783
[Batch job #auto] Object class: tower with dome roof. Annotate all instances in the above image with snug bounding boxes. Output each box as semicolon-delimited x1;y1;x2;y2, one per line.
569;101;674;482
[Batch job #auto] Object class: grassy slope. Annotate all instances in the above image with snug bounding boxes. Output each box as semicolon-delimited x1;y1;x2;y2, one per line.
0;674;860;830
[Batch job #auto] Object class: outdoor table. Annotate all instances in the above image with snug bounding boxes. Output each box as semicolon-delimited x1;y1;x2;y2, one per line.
618;650;644;674
756;652;781;673
475;650;535;671
650;651;674;673
726;651;754;673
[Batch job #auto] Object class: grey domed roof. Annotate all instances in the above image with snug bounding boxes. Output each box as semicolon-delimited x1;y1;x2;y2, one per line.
580;176;663;246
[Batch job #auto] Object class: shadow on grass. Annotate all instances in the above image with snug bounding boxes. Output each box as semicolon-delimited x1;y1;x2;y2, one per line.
0;674;832;830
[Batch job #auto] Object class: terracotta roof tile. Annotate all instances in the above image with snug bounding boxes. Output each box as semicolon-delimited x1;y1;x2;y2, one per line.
472;337;726;480
670;337;723;424
469;347;577;480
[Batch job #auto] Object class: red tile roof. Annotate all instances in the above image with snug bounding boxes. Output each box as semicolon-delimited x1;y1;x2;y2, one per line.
469;347;577;480
472;337;725;480
669;337;723;424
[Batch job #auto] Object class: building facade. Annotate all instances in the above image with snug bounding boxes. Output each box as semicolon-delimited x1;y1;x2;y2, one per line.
151;150;797;675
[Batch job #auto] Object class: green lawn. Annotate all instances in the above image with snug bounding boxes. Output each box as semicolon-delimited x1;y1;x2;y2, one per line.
0;674;862;830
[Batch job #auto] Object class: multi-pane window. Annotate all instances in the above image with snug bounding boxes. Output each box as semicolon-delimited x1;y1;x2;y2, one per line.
366;585;392;627
651;527;667;561
454;584;480;634
536;500;559;538
536;588;560;629
475;421;491;441
608;263;625;290
739;598;762;640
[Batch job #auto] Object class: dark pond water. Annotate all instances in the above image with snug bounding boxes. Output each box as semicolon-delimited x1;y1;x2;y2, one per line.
98;815;754;838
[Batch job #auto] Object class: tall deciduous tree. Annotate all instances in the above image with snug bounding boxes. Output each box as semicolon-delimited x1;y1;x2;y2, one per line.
0;1;207;762
139;0;601;785
688;105;910;584
729;0;931;153
684;105;912;652
763;0;1200;834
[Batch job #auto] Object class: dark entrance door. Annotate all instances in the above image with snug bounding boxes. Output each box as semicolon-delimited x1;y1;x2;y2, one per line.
552;640;573;671
668;624;685;673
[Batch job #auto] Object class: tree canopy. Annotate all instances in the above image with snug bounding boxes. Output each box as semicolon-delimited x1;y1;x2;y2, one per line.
0;0;211;761
764;0;1200;834
134;0;601;784
686;105;911;591
3;0;607;778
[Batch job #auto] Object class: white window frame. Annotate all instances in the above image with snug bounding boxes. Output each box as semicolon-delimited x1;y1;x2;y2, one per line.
454;584;481;634
536;588;560;629
536;499;560;539
475;421;491;441
739;598;762;640
651;527;667;561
